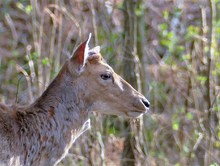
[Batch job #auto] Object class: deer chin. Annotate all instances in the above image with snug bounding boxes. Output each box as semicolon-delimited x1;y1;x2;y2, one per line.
126;111;144;118
126;106;149;118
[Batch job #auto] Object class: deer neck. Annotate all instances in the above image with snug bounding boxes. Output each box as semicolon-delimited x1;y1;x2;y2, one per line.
26;69;91;162
34;67;90;113
35;68;90;124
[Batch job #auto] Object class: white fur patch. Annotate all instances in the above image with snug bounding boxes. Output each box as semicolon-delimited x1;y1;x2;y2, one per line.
88;46;101;56
83;33;92;67
91;46;100;54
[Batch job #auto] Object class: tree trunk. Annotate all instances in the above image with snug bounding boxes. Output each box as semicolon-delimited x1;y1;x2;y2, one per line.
121;0;144;165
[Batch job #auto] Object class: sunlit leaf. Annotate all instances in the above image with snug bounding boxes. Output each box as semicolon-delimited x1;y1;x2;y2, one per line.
215;141;220;148
172;123;179;131
159;23;168;31
182;54;191;61
196;76;207;85
163;11;169;20
209;162;219;166
183;145;189;154
186;112;193;120
42;57;50;66
25;5;32;14
16;2;24;10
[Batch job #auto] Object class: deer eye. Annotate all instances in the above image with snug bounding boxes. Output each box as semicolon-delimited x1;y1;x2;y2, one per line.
100;73;112;80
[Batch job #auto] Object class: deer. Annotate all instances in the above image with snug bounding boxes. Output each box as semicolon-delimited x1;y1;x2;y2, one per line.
0;34;150;166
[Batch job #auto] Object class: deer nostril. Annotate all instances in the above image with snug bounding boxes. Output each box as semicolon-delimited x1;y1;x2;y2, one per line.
142;99;150;108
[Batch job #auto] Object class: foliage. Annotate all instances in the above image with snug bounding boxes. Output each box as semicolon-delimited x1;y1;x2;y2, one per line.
0;0;219;165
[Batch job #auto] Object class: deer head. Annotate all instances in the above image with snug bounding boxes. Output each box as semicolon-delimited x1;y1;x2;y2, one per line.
65;34;150;118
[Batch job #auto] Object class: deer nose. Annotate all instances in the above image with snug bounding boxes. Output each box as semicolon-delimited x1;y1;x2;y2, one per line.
142;99;150;108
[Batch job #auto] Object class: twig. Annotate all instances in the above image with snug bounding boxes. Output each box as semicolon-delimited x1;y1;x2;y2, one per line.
5;14;18;48
26;45;36;82
90;0;99;45
16;64;34;103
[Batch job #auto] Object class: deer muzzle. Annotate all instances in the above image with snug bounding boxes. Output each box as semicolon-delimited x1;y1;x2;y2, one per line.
127;97;150;117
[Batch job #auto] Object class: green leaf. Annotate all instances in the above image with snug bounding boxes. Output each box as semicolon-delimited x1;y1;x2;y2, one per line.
196;76;207;85
30;52;39;60
135;8;142;16
160;39;170;47
172;123;179;131
186;25;200;39
183;145;189;154
159;23;168;31
108;126;116;135
216;62;220;69
213;105;220;112
214;141;220;148
42;57;50;66
163;10;169;20
167;32;174;40
209;163;219;166
186;112;193;120
182;54;190;61
135;4;144;17
16;2;24;10
16;2;32;14
176;45;185;53
25;5;32;14
172;114;180;131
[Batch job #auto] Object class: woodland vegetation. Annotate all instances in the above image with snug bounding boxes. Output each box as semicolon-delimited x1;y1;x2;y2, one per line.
0;0;220;165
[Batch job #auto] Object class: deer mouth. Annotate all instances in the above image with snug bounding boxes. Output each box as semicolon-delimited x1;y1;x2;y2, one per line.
126;98;150;118
127;111;145;118
127;107;149;118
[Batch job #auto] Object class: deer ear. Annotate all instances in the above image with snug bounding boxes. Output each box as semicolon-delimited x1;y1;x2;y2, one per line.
71;33;92;72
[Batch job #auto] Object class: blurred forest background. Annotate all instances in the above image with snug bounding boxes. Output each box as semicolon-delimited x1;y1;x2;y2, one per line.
0;0;220;165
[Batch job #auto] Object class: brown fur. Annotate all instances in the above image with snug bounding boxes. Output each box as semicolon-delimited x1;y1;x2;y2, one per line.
0;39;149;166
